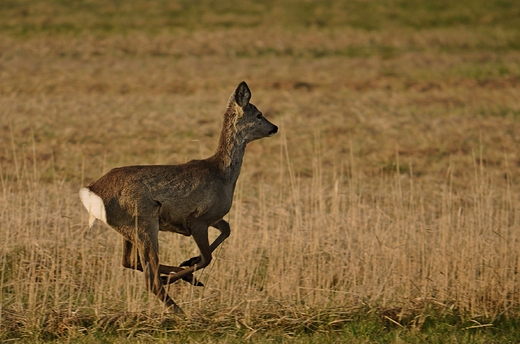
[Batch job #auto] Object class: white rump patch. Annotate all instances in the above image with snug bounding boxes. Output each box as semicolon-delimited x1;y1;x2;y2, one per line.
79;187;107;228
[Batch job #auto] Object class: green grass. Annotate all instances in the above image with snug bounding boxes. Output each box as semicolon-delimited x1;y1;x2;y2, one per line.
5;307;520;343
1;0;520;36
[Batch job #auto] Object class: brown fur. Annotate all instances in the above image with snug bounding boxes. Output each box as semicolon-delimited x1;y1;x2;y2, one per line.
80;82;277;313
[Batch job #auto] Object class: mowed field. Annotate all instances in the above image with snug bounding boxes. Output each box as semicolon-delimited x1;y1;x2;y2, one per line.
1;0;520;342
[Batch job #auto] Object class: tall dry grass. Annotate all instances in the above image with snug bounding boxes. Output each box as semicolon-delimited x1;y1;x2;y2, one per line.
1;121;519;338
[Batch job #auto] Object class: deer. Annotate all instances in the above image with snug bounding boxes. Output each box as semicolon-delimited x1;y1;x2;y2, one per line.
79;81;278;313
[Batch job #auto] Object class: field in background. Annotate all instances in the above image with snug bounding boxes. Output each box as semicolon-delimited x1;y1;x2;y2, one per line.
1;0;520;342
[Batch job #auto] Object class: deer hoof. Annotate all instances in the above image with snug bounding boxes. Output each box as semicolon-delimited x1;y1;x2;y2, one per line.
171;304;185;316
180;256;201;267
182;274;204;287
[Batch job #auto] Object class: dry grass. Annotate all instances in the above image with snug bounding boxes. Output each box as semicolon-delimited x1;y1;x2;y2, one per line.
1;1;520;341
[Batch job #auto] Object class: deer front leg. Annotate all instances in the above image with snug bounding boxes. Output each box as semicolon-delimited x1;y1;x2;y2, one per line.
180;219;230;267
168;222;213;284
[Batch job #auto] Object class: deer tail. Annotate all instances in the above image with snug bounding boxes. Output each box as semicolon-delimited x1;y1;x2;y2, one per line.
79;187;107;228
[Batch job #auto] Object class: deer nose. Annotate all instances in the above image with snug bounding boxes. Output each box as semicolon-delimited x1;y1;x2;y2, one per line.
269;126;278;136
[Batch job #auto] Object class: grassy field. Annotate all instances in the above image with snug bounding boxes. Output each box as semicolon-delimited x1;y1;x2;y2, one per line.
1;0;520;342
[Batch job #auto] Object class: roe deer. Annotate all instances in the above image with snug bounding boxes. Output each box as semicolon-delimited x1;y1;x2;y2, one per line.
79;82;277;313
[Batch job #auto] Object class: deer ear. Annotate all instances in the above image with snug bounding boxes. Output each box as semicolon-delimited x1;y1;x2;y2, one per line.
234;81;251;107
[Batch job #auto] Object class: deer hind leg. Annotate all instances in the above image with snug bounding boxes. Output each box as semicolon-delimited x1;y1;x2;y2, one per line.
158;264;204;286
180;219;230;268
122;239;142;270
122;238;203;286
134;219;183;313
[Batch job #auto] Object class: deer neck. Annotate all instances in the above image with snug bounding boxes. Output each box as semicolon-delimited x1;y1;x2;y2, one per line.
212;118;247;184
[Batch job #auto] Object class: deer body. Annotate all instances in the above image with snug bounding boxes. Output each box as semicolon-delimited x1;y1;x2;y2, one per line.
88;162;235;237
80;82;277;313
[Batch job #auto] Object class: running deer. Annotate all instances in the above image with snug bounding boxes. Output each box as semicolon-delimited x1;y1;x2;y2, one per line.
79;82;277;313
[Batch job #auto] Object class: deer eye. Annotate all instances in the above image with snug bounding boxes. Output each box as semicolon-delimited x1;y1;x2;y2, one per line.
256;113;262;119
